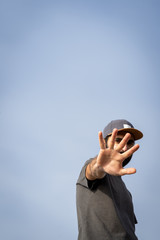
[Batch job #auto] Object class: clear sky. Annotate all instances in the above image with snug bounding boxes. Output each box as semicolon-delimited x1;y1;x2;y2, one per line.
1;0;160;239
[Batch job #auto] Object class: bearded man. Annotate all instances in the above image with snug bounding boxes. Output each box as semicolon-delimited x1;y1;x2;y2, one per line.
76;119;143;240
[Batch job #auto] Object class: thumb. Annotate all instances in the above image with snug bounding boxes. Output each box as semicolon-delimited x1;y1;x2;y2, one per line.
119;168;136;176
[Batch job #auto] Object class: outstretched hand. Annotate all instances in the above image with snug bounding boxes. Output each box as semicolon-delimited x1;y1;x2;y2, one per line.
96;129;140;176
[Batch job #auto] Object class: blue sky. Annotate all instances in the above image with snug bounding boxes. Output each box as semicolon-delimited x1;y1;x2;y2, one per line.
1;0;160;239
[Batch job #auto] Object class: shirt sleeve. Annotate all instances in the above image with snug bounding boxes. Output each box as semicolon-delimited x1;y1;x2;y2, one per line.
134;214;138;224
127;190;138;224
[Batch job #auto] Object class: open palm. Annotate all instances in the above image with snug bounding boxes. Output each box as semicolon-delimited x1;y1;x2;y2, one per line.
96;129;140;176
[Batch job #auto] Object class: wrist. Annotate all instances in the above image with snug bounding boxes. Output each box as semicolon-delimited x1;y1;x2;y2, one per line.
93;163;106;178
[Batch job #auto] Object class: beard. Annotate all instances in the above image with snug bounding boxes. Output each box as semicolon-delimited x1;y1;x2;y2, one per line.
122;155;133;167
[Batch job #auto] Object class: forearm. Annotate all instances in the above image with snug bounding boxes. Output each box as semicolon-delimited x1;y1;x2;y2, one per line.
86;157;106;180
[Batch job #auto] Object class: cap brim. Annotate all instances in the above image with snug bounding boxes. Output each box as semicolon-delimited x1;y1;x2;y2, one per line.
108;128;143;140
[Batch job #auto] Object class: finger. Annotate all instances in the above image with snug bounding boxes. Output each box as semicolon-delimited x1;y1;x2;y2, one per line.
122;144;140;159
108;128;118;149
115;133;131;152
119;167;136;176
98;131;106;149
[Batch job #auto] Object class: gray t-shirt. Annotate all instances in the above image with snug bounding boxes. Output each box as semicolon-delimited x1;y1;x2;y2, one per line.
76;159;138;240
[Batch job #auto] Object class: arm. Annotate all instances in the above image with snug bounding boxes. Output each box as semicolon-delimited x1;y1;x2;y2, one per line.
86;156;106;180
86;129;140;180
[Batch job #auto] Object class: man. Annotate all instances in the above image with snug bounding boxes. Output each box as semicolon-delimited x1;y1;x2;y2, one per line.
76;119;143;240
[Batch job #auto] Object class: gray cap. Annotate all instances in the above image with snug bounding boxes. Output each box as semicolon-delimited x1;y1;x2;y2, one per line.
103;119;143;140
